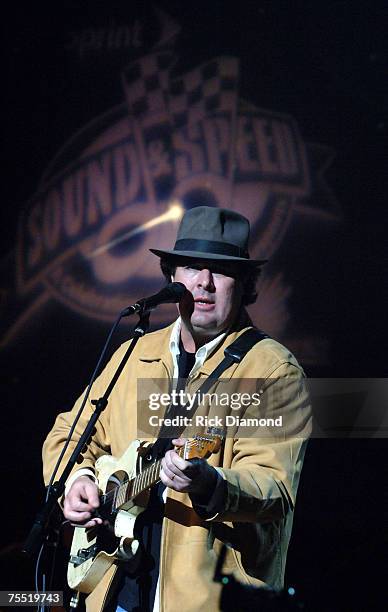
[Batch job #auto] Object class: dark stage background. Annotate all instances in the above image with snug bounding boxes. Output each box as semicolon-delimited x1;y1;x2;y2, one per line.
1;2;387;610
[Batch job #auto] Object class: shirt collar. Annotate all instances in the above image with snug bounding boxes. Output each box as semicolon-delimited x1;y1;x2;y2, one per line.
169;317;226;369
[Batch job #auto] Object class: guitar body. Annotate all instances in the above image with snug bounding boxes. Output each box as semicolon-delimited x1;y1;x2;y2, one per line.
67;431;222;595
68;440;149;593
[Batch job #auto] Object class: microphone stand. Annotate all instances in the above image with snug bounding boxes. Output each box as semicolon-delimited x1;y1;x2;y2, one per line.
23;310;150;559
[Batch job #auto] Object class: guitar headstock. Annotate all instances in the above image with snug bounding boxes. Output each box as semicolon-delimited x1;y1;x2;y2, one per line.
177;428;224;460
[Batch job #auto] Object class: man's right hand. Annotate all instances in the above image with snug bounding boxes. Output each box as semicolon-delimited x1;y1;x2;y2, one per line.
63;475;102;528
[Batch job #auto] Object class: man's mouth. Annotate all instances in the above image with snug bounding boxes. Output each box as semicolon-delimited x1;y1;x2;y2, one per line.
194;297;215;310
194;297;214;304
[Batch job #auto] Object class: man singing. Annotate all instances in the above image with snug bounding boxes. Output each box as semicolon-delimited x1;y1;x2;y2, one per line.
43;206;311;611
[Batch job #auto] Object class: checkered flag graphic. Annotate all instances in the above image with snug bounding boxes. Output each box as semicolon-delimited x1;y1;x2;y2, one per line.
122;52;172;123
168;56;239;129
122;52;175;203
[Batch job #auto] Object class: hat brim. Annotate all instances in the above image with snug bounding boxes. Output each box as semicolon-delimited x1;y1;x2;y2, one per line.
150;248;267;266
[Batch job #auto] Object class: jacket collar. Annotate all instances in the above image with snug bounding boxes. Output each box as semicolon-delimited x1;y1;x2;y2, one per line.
196;309;254;376
138;322;176;362
138;309;254;378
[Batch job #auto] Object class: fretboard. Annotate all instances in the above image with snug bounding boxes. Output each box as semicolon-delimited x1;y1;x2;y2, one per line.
98;435;220;517
113;458;162;511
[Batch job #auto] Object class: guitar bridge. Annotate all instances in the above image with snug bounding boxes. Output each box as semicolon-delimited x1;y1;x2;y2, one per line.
70;543;98;567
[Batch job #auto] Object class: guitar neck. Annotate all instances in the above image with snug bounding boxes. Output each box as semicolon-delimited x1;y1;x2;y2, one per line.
103;432;223;514
113;457;162;511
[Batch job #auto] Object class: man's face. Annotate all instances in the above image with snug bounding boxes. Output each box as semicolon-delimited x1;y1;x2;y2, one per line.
173;259;243;339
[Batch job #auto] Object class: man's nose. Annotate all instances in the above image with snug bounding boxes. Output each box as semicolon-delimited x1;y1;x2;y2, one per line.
197;268;215;290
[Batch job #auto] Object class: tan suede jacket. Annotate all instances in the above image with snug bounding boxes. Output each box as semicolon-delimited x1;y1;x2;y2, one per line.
42;319;311;612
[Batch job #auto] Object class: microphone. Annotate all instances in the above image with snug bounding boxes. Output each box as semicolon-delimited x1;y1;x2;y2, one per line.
121;282;189;316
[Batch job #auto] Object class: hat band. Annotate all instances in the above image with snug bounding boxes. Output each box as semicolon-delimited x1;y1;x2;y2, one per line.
174;239;249;259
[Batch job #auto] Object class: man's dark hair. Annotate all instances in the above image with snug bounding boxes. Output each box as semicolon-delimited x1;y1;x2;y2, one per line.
160;256;261;306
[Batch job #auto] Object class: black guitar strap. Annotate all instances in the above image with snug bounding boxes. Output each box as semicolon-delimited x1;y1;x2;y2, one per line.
152;328;269;456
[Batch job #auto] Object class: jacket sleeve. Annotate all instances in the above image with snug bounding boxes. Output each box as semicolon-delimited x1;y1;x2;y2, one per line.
196;361;311;523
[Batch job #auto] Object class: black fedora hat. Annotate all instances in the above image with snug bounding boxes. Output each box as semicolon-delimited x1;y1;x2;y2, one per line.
150;206;267;266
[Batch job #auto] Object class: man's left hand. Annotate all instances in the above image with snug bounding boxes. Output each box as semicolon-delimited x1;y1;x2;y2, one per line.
160;438;218;496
